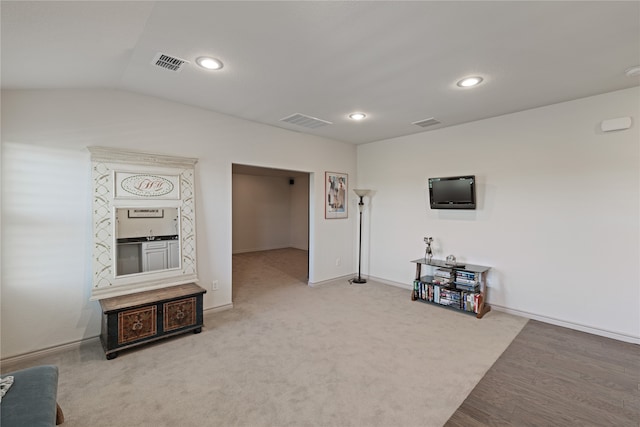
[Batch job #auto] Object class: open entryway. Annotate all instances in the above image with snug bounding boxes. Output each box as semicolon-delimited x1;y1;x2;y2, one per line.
231;164;310;301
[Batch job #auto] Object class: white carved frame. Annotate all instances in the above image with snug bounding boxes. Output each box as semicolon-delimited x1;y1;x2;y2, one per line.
89;147;198;300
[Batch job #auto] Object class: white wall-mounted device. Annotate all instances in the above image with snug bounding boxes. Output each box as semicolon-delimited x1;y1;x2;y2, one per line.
600;116;632;132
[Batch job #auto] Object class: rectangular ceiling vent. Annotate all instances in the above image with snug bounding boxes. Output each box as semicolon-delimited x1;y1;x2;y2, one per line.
151;52;189;72
412;117;441;128
280;113;333;129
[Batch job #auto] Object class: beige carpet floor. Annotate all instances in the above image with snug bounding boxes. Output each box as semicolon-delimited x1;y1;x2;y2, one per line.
3;248;528;426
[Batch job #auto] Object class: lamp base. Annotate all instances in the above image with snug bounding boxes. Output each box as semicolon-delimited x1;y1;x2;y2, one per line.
352;277;367;284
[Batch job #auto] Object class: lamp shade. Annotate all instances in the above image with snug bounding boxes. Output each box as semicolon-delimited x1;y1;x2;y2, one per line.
353;189;370;198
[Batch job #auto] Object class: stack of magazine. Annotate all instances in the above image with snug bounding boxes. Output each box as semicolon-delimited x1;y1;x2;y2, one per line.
433;268;453;286
455;270;480;292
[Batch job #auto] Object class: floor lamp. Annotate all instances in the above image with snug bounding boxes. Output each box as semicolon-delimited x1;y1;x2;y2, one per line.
352;189;371;284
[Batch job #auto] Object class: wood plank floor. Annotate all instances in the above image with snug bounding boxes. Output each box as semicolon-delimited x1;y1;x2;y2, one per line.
445;320;640;426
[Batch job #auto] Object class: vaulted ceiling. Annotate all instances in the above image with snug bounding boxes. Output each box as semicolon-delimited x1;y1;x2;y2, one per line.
2;1;639;144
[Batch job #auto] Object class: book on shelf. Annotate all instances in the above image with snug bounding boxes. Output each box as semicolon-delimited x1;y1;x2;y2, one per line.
413;269;483;313
432;278;451;286
456;270;477;276
462;292;475;312
459;292;481;313
431;287;460;308
440;288;460;299
417;280;435;302
434;268;453;278
438;298;459;308
455;283;480;292
456;270;478;279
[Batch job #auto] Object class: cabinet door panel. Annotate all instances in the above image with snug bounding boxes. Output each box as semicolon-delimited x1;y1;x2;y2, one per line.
142;248;168;272
118;306;157;344
168;241;180;269
163;297;196;332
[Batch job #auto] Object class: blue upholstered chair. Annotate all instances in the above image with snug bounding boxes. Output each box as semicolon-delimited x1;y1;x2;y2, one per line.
1;365;64;426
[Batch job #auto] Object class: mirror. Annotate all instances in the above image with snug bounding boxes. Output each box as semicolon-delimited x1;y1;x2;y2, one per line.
115;208;180;276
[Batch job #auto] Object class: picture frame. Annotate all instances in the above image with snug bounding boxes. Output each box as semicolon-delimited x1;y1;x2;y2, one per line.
128;209;164;218
325;172;348;219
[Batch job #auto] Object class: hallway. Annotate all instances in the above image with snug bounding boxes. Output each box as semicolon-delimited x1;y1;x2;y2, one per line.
232;248;309;301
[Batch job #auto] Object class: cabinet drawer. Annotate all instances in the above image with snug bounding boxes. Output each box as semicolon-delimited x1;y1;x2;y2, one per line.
142;241;168;250
118;306;157;345
163;297;196;332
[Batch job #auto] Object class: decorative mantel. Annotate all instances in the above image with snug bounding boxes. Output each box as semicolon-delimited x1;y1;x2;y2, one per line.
88;146;199;300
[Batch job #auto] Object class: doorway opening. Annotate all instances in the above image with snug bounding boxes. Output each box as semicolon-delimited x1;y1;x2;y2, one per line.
231;164;310;301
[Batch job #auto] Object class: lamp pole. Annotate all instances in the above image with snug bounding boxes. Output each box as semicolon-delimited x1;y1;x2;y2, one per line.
352;189;370;284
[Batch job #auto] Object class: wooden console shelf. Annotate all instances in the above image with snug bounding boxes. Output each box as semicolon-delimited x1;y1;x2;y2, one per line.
411;258;491;318
99;283;206;359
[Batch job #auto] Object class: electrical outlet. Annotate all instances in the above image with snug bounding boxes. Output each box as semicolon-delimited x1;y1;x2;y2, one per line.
212;280;219;291
335;257;341;266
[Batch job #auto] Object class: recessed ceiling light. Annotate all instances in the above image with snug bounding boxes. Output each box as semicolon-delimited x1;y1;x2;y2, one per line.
196;57;223;70
456;76;483;87
349;112;366;120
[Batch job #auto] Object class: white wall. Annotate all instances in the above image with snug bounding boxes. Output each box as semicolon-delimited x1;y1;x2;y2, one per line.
289;174;310;250
357;87;640;342
232;173;308;253
1;89;357;358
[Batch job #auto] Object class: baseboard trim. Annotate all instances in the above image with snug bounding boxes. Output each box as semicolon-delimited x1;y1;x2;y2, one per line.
0;336;101;371
368;275;413;290
370;275;640;344
490;304;640;344
204;303;233;315
308;274;355;287
1;303;236;369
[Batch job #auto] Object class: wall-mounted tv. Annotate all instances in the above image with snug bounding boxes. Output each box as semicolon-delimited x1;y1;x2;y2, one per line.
428;175;476;210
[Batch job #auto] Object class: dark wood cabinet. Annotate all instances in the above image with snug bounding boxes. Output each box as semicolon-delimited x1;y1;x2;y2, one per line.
99;283;206;359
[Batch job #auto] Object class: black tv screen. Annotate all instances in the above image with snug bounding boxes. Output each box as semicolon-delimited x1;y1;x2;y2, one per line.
428;176;476;209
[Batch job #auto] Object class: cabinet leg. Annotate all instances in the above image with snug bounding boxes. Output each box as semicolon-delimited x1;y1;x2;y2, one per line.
476;304;491;319
106;352;118;360
193;327;202;334
55;403;65;425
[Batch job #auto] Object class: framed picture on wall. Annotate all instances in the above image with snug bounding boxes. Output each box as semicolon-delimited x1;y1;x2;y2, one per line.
128;209;164;218
325;172;348;219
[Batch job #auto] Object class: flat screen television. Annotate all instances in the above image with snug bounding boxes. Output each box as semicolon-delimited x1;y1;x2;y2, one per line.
428;175;476;209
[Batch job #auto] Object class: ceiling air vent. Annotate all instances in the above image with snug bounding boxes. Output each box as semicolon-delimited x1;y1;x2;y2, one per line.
280;113;333;129
152;52;189;72
412;117;441;128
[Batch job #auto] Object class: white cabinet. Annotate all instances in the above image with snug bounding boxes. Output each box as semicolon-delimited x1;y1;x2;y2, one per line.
117;243;142;275
141;240;180;272
168;240;180;269
142;241;168;272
